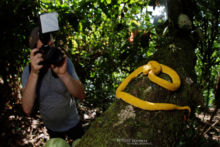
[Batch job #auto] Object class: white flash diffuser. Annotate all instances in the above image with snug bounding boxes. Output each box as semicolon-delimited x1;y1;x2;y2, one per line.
40;12;59;33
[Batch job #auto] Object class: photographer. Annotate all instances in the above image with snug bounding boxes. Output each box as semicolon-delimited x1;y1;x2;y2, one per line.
21;26;86;140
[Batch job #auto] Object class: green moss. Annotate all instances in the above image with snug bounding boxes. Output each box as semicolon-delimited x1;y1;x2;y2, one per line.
137;132;142;138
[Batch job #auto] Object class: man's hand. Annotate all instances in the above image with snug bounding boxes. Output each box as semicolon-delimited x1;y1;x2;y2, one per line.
30;48;43;75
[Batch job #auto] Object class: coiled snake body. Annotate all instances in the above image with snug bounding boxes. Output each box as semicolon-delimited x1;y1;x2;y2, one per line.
116;61;191;114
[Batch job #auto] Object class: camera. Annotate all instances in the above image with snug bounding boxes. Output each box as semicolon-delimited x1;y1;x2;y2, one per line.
34;12;64;67
35;33;64;67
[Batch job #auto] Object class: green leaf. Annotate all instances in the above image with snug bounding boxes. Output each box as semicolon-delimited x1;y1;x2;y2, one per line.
106;0;111;4
79;22;83;32
213;41;220;48
130;0;138;4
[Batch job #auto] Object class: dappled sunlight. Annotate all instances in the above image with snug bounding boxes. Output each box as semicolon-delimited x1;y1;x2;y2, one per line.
0;0;219;146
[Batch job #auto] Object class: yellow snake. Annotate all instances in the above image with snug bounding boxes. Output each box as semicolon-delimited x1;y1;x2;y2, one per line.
116;61;191;114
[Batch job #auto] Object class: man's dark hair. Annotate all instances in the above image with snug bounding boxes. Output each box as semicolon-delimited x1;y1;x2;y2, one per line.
29;27;40;49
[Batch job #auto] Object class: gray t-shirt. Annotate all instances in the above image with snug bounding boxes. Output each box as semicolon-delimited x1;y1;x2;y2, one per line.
22;58;80;132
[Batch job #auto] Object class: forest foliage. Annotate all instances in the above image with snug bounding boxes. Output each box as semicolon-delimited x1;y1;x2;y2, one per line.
0;1;219;145
0;0;219;112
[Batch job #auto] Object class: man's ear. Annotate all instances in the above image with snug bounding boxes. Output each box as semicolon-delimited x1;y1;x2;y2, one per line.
36;40;43;49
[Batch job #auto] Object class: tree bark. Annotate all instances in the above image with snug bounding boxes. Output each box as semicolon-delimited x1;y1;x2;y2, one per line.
77;0;201;146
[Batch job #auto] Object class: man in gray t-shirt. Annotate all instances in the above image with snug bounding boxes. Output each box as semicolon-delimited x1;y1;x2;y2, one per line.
21;27;86;139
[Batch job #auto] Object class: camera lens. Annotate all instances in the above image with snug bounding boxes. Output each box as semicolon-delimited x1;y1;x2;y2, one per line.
45;47;64;67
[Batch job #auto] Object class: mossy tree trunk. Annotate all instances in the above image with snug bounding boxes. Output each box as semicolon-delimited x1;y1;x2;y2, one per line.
77;0;201;146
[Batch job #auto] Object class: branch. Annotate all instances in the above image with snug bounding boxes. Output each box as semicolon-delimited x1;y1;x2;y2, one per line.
202;120;219;136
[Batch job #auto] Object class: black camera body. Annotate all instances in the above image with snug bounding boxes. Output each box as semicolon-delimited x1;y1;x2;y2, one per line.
35;45;64;67
34;33;64;67
34;12;64;67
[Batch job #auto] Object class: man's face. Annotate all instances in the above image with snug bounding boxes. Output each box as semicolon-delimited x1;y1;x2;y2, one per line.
36;34;55;49
48;35;55;47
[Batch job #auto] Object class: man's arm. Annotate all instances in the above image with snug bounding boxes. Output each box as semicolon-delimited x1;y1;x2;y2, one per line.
58;72;86;100
22;72;38;115
22;48;43;115
51;56;86;100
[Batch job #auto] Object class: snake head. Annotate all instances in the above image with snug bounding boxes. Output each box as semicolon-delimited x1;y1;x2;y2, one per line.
147;61;161;75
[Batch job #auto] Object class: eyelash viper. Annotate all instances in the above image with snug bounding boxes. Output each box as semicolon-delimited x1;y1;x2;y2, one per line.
116;61;191;114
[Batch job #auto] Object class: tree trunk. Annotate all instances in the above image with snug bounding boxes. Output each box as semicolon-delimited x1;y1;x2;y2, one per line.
77;0;201;146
